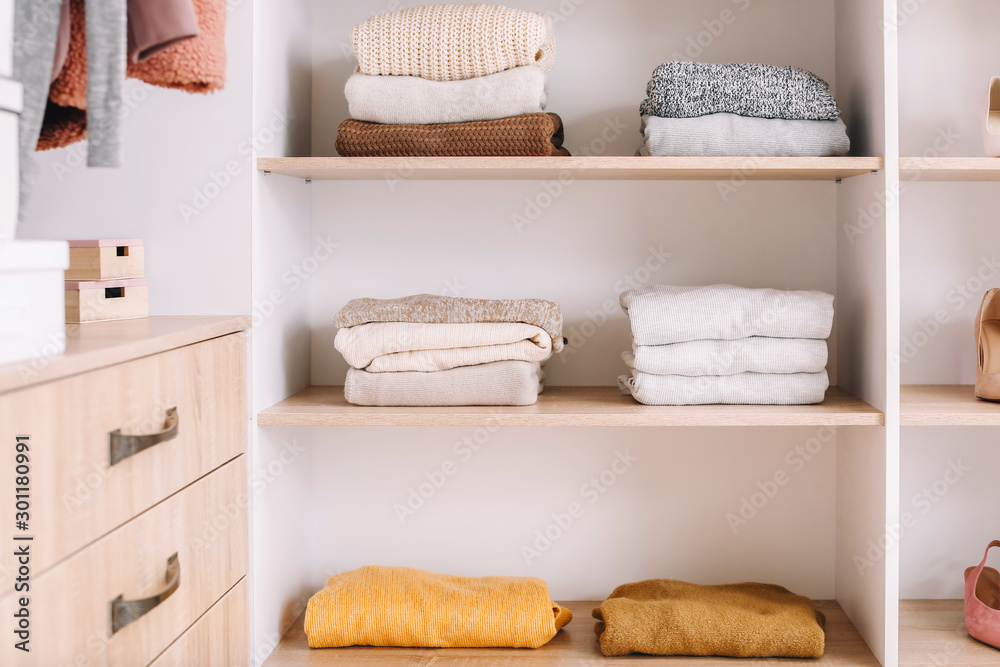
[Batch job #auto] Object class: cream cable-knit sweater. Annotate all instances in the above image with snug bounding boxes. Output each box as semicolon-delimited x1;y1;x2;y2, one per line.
352;4;556;82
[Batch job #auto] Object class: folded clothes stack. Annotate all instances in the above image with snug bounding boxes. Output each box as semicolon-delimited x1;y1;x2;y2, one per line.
638;62;850;157
619;285;834;405
337;4;568;157
333;294;564;406
593;579;826;658
305;565;572;648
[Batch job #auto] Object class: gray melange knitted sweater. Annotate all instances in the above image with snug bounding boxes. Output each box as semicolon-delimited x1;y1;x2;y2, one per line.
640;62;840;121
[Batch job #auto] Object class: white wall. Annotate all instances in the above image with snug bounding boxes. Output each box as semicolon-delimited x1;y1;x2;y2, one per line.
17;4;253;316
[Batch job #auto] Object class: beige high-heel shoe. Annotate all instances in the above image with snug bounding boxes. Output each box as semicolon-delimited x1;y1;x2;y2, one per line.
983;77;1000;157
975;289;1000;400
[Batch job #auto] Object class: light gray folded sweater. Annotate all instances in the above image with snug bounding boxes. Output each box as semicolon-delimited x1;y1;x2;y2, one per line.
621;285;834;346
344;360;543;407
345;66;548;125
640;114;850;158
619;369;830;406
640;62;840;120
625;337;829;377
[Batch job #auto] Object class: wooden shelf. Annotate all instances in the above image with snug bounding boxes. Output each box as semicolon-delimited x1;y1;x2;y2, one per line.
900;157;1000;181
257;386;883;427
0;315;251;394
900;600;997;666
257;156;883;182
901;385;1000;426
265;600;878;666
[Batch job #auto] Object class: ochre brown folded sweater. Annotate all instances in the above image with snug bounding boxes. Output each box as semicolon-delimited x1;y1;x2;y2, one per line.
335;113;569;157
304;565;573;648
593;579;826;658
38;0;226;152
334;294;565;353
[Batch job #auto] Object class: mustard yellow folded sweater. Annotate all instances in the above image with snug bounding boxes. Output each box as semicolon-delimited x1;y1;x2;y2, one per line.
305;565;572;648
593;579;826;658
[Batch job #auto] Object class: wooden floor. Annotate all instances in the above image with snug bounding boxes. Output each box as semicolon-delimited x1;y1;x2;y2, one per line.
265;600;878;666
257;386;884;427
899;600;999;666
900;385;1000;426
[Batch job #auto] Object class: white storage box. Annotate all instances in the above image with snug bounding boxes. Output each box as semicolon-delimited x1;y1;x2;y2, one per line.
0;241;70;366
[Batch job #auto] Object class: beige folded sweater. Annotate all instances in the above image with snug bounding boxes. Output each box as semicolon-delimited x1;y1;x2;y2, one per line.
345;360;543;407
335;322;553;372
351;4;556;82
335;295;564;353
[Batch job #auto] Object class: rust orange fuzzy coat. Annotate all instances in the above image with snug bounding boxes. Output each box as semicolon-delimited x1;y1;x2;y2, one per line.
38;0;226;151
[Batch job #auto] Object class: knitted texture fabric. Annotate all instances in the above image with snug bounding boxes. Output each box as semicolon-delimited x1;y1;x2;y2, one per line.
335;113;568;157
620;285;834;346
335;294;565;353
592;579;825;658
305;565;572;648
352;4;556;82
640;62;840;120
335;322;553;372
38;0;225;152
624;337;829;377
345;360;544;406
640;114;850;157
618;369;830;406
345;65;547;125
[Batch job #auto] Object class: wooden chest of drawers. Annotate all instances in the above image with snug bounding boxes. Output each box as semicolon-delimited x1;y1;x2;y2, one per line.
0;317;250;666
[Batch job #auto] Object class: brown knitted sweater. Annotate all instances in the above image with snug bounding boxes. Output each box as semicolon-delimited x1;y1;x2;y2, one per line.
335;113;568;157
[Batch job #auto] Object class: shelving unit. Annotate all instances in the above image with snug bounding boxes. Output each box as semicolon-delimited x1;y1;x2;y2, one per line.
898;601;996;667
257;156;884;182
899;158;1000;181
271;600;879;666
258;386;884;427
900;385;1000;426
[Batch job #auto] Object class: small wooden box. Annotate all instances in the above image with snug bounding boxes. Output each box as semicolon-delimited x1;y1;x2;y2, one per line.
65;278;149;323
67;239;144;280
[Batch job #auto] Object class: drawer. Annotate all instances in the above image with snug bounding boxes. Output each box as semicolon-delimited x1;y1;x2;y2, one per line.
0;332;246;591
0;457;248;666
150;578;248;667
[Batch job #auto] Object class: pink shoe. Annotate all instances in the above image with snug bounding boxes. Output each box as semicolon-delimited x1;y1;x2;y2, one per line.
965;540;1000;650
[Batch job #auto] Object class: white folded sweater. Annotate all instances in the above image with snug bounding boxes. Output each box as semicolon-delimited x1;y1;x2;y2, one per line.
345;360;543;407
619;369;830;406
625;338;828;377
335;322;553;372
621;285;834;346
640;113;850;158
345;66;548;125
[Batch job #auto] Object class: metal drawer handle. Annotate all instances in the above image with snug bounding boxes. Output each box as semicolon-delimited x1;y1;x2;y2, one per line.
109;407;179;465
109;553;180;635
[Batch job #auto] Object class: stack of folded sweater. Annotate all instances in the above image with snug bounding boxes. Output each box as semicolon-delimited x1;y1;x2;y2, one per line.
593;579;826;658
638;62;850;157
337;4;568;157
333;295;564;406
619;285;834;406
305;566;572;648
